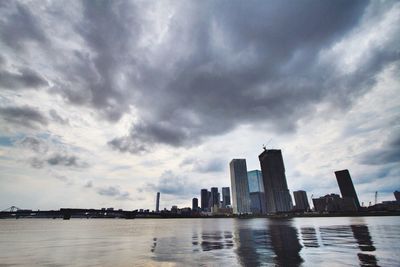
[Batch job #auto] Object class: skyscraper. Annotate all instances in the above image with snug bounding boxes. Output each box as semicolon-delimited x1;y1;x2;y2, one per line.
211;187;219;208
208;191;212;210
293;190;310;212
394;191;400;203
192;198;199;211
247;170;266;214
335;169;360;209
259;149;293;213
201;189;209;211
230;159;251;214
156;192;160;212
222;187;231;208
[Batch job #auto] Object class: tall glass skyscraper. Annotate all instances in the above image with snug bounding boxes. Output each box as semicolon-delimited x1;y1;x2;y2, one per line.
247;170;266;214
201;189;209;211
211;187;219;208
259;149;293;213
222;187;231;208
248;170;264;193
230;159;251;214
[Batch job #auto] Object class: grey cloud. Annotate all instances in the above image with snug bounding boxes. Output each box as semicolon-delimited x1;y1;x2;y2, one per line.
30;157;44;169
84;181;93;188
0;106;48;128
108;135;148;154
52;173;74;185
97;186;130;200
1;1;399;153
17;135;88;169
0;2;47;49
0;67;48;90
18;136;49;154
108;1;399;152
359;134;400;165
29;153;88;169
52;0;143;122
47;153;88;168
144;171;199;197
181;157;225;173
49;109;69;125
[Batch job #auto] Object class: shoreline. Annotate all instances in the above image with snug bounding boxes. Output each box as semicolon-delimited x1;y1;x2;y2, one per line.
1;210;399;219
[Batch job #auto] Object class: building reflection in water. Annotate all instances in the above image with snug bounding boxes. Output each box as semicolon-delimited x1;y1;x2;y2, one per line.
319;225;355;248
300;227;319;248
351;224;380;267
200;231;234;251
149;220;379;266
269;220;303;266
234;219;303;267
319;222;380;267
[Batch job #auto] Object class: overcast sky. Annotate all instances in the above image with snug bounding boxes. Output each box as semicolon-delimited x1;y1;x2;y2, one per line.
0;0;399;211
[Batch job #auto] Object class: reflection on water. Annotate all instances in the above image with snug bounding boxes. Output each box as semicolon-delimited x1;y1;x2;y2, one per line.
191;231;234;251
235;228;267;266
351;224;379;267
320;225;355;248
269;221;303;266
351;225;376;252
0;217;399;266
301;227;319;248
233;219;303;266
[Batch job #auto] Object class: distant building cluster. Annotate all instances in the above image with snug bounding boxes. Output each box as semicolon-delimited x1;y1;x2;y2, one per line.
151;148;399;216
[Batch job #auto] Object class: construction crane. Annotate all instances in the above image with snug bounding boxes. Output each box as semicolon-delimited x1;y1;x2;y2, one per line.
262;138;272;151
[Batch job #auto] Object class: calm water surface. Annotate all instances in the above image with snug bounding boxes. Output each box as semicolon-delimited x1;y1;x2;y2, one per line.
0;216;399;266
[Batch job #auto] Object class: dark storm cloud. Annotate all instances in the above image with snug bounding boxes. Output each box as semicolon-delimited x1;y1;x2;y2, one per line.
1;1;398;153
97;186;130;200
0;2;47;49
108;1;399;153
359;134;400;165
0;106;48;128
144;171;199;196
53;0;143;122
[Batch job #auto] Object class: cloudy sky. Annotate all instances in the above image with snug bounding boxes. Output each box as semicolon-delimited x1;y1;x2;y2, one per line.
0;0;399;211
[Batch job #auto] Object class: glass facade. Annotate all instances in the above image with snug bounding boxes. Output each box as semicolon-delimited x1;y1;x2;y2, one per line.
230;159;251;214
247;170;264;193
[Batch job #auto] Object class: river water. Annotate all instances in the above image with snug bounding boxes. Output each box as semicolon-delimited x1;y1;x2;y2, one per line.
0;216;398;266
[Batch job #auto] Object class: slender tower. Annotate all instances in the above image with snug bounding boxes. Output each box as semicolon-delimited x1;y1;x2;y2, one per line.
156;192;160;212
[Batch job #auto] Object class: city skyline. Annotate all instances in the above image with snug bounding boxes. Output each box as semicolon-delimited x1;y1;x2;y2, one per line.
0;1;399;210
